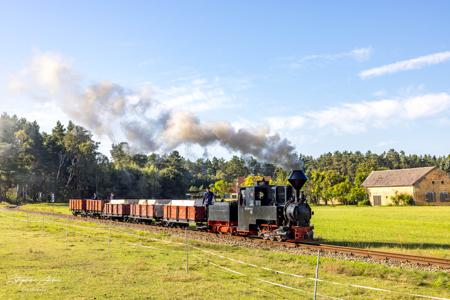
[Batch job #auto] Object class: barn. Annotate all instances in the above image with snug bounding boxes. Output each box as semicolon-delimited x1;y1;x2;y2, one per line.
362;166;450;206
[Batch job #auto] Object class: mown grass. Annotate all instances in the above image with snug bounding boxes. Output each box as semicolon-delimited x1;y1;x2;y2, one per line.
0;209;449;299
21;203;450;258
313;206;450;258
21;203;71;215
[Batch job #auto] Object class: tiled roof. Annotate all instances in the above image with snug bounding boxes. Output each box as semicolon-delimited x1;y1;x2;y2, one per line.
362;166;436;187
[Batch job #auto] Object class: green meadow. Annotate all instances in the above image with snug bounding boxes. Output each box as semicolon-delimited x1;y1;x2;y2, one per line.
0;208;449;300
19;203;450;258
313;205;450;259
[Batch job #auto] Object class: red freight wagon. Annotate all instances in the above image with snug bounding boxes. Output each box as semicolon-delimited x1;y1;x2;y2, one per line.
129;204;155;220
69;199;86;215
163;200;206;224
130;204;137;216
140;204;155;218
86;199;105;216
104;203;130;218
139;205;146;217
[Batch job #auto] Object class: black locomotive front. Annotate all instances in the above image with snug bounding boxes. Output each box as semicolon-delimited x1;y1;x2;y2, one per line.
235;170;314;241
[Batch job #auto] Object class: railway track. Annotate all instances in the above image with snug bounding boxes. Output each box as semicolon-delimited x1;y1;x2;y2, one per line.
221;235;450;268
6;206;450;269
292;243;450;268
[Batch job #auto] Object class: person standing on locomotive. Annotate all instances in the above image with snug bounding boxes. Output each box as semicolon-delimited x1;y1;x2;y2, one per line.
202;187;215;206
203;187;214;218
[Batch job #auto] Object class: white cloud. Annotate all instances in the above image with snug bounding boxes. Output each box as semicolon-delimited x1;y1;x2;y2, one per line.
288;47;372;69
372;89;387;97
402;93;450;119
266;116;306;131
9;52;77;96
267;92;450;134
359;51;450;78
376;140;397;148
306;99;399;133
350;47;373;62
154;79;239;113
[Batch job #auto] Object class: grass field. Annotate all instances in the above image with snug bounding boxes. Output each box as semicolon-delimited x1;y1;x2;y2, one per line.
21;203;72;215
20;203;450;259
312;206;450;259
0;208;448;300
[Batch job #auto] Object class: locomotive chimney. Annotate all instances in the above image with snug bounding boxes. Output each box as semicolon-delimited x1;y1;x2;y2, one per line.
288;170;308;202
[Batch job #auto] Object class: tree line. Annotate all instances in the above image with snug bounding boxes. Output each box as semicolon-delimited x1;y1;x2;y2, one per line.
1;113;449;204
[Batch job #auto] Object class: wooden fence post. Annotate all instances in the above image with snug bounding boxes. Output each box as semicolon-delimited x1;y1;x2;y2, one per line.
313;249;321;300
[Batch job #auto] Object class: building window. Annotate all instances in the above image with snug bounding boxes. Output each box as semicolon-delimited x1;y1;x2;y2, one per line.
432;181;435;184
442;181;444;184
425;192;436;202
440;192;450;202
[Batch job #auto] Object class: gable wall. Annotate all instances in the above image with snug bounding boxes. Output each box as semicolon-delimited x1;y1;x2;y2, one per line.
414;168;450;205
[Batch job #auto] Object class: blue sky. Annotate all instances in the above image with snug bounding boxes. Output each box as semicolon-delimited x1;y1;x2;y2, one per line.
1;1;450;159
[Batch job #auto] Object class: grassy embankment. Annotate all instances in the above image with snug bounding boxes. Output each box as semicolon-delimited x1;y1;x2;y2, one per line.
21;203;450;258
0;208;449;300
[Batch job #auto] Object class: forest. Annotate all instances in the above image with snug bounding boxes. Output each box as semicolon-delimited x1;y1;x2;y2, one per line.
1;113;449;205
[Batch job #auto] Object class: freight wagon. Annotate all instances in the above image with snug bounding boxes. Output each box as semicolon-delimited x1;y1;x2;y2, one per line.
69;199;86;215
86;199;106;217
129;200;171;224
103;199;139;220
162;200;206;227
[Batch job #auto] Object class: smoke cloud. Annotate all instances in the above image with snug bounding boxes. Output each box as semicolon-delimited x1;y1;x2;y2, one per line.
9;52;300;169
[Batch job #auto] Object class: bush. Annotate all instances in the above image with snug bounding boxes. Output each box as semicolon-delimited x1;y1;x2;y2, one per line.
347;186;368;205
390;192;415;206
357;198;371;206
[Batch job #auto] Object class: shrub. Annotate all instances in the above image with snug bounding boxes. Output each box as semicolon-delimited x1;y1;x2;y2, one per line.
357;198;371;206
347;185;368;205
390;192;415;206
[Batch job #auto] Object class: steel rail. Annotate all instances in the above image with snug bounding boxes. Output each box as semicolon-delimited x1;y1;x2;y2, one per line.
293;242;450;268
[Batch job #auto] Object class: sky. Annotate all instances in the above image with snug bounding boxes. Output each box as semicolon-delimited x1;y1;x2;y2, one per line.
1;1;450;160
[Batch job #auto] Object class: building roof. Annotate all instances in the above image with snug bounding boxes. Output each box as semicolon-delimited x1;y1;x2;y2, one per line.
362;166;437;187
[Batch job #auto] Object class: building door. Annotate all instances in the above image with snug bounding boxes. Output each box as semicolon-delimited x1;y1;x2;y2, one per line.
373;195;381;206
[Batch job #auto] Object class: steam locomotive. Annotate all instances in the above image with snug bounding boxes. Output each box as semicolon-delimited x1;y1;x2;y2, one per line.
69;170;314;242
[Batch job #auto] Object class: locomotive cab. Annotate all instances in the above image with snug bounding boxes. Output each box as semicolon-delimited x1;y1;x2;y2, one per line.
236;170;314;242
